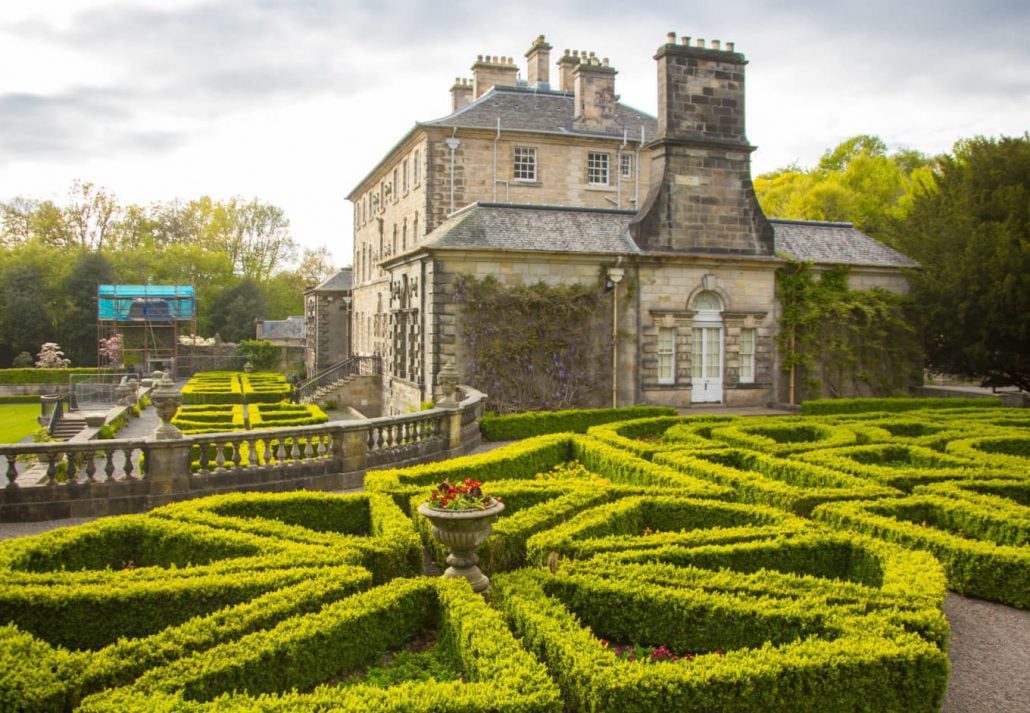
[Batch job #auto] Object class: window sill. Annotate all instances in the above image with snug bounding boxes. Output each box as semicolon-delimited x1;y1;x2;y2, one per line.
584;185;615;192
512;180;541;187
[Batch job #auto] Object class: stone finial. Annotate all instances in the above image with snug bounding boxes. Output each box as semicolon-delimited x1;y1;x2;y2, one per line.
436;359;461;408
150;372;183;440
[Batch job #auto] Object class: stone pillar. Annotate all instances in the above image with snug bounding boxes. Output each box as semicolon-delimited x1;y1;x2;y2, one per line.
146;373;190;495
339;424;369;474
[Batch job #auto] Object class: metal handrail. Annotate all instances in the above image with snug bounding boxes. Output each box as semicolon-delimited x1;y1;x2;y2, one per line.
295;356;382;403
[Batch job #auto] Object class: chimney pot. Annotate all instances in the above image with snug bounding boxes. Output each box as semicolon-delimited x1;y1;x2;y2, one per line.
681;36;690;45
572;50;579;58
477;54;483;61
726;41;735;51
697;38;706;48
667;31;677;43
712;39;721;50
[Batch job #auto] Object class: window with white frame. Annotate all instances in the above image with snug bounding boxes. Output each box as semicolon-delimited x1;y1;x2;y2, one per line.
657;327;676;384
740;328;756;383
587;151;610;185
513;147;537;181
621;153;633;178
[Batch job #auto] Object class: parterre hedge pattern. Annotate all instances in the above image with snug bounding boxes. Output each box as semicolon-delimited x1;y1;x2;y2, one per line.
2;397;1027;711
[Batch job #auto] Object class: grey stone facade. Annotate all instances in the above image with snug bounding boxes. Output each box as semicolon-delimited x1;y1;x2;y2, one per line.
304;268;352;377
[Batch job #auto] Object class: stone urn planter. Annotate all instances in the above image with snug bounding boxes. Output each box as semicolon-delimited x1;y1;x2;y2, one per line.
417;500;504;593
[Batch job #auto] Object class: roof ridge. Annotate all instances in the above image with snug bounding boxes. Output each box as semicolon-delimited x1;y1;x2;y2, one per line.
767;218;855;228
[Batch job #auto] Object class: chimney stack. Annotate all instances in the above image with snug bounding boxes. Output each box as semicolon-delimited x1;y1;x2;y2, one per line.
572;53;617;131
450;77;473;112
525;35;552;89
629;34;773;256
556;49;579;92
471;55;519;98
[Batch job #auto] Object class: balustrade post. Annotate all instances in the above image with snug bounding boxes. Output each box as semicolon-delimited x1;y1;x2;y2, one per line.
339;424;368;474
146;373;191;496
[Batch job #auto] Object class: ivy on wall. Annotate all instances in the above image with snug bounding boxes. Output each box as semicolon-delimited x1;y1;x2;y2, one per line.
453;275;611;414
777;262;921;401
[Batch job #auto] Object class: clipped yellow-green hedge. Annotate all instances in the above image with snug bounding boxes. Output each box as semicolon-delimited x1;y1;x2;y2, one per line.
0;567;370;711
655;447;902;515
239;372;291;403
795;443;1012;492
914;479;1030;510
479;405;677;441
524;496;810;565
248;402;327;428
78;578;562;713
149;491;421;583
813;494;1030;608
172;404;246;434
945;434;1030;472
587;415;737;459
706;419;861;455
801;396;1002;415
494;562;948;712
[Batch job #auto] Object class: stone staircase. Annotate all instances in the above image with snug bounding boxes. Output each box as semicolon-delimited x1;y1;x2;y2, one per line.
51;415;87;441
305;374;357;404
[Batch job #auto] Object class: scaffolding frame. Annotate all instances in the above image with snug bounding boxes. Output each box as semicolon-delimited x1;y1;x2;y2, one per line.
97;284;197;376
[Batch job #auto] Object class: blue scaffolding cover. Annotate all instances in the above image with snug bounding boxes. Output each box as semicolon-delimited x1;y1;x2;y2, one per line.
97;285;195;321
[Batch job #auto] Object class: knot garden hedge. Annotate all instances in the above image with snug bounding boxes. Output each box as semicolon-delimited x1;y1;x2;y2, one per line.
1;401;1027;711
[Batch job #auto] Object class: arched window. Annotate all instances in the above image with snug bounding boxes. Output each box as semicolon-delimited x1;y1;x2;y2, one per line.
692;291;724;324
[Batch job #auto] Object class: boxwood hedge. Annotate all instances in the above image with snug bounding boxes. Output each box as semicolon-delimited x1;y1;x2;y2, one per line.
77;578;561;712
479;405;677;441
494;563;948;712
813;495;1030;608
800;396;1002;415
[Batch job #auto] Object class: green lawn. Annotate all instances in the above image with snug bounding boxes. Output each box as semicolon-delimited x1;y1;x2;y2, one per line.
0;404;41;443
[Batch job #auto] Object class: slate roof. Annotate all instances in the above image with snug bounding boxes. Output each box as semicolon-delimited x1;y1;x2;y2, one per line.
424;85;657;139
423;203;640;255
770;219;918;268
259;316;306;341
416;206;916;269
313;268;353;292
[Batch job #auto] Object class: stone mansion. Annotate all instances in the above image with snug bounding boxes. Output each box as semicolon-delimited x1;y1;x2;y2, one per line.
346;33;915;414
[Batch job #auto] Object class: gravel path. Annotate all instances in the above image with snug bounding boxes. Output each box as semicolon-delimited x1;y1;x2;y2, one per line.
942;593;1030;713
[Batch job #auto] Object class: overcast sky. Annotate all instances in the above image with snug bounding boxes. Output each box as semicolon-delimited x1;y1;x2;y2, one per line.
1;0;1026;267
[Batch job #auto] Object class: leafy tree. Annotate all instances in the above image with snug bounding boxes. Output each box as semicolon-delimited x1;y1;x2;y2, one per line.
755;134;935;239
11;351;33;368
65;180;119;251
297;246;336;286
237;339;280;370
0;260;54;358
892;135;1030;390
209;278;268;343
58;251;115;366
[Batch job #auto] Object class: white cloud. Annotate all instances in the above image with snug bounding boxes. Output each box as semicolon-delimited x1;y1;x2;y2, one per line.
0;0;1027;268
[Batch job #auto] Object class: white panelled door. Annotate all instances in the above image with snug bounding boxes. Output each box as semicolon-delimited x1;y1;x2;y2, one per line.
691;325;723;403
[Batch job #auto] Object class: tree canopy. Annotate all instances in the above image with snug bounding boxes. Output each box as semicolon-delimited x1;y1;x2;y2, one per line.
754;134;936;239
891;135;1029;390
0;183;338;366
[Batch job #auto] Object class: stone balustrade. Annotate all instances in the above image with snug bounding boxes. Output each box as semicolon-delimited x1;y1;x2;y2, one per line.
0;385;487;522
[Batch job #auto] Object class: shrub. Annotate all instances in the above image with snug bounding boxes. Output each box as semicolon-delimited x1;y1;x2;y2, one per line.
78;578;561;712
587;415;736;459
801;396;1002;415
813;495;1030;608
248;402;327;429
0;367;114;385
11;351;33;368
655;447;901;515
915;479;1030;509
706;419;860;454
480;405;677;441
524;496;811;565
945;435;1030;472
796;443;1018;492
236;340;279;370
0;516;363;651
494;563;948;712
0;568;370;710
149;491;421;583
